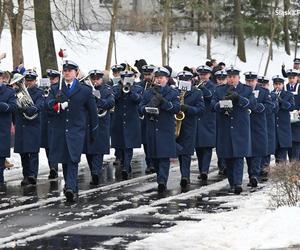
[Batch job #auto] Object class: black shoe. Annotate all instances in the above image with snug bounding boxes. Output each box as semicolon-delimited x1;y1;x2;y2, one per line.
158;183;166;193
218;169;227;176
27;176;37;185
145;166;152;174
198;173;208;181
180;178;189;188
122;170;128;180
90;174;99;186
48;168;58;180
21;177;30;186
113;159;121;166
65;189;75;202
234;186;243;195
250;177;258;188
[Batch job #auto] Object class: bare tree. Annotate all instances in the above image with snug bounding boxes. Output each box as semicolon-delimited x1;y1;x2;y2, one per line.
105;0;119;71
4;0;24;69
34;0;57;76
295;14;300;58
283;0;291;55
234;0;246;62
0;0;5;40
204;0;212;59
264;0;279;76
161;0;171;65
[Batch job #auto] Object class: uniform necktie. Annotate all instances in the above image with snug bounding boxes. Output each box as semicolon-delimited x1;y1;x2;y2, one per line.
67;83;71;89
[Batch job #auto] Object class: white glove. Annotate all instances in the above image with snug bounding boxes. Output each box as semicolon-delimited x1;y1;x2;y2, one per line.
60;101;69;110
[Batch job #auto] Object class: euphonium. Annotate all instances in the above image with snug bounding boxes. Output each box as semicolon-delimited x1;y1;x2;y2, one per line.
10;73;38;120
175;90;186;138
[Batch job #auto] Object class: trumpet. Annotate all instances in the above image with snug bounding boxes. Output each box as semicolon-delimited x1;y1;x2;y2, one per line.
10;73;38;120
79;75;107;118
122;83;131;93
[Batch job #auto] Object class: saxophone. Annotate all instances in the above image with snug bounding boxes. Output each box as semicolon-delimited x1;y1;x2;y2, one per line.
175;89;186;138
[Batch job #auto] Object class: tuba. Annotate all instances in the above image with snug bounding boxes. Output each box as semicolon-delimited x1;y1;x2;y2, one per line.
79;75;107;118
10;73;38;120
175;89;186;138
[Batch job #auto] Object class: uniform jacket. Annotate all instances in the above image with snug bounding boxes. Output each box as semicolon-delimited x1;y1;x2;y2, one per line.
211;82;256;158
0;85;17;157
84;84;115;154
176;87;205;155
14;86;44;153
195;80;216;147
111;82;143;149
47;79;98;163
139;84;180;158
272;89;295;148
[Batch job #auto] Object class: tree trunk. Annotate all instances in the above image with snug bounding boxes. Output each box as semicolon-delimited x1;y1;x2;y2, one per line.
283;0;290;55
0;0;5;40
161;0;170;66
264;0;278;76
34;0;58;76
234;0;246;62
205;0;211;60
4;0;24;69
295;14;300;58
105;0;119;71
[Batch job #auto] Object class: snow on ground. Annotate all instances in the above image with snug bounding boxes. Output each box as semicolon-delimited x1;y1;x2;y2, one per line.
128;186;300;250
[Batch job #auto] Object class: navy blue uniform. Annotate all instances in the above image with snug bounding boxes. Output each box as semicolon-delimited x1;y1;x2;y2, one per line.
111;83;142;173
84;84;115;178
139;85;180;185
176;87;205;181
272;90;295;162
195;80;216;176
0;85;17;184
47;79;98;192
286;83;300;160
14;86;44;181
139;79;153;170
246;86;270;181
40;84;59;173
261;91;278;170
212;83;256;188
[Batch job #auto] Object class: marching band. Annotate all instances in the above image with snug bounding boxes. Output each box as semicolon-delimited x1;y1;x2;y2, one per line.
1;57;300;202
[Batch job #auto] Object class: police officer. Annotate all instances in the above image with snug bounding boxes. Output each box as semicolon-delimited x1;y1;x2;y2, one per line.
111;71;143;180
41;69;60;179
285;69;300;160
272;75;295;163
139;65;156;173
194;65;216;182
211;66;256;194
259;76;278;180
0;70;17;186
84;70;115;186
14;70;44;186
139;67;180;192
176;71;205;188
47;60;98;202
244;72;270;187
214;70;228;175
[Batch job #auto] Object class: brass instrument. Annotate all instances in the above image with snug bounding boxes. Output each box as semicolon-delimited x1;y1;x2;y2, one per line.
122;83;131;94
175;89;186;138
195;79;205;88
79;75;107;118
10;73;38;120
